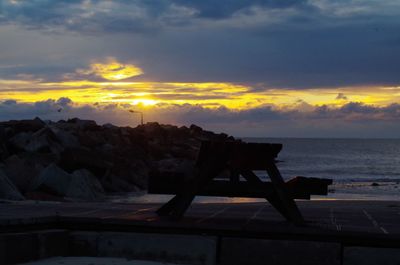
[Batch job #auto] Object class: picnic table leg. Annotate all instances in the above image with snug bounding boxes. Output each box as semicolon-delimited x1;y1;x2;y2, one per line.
230;169;240;182
157;141;230;220
156;195;180;216
169;192;197;219
239;170;295;222
266;162;304;225
169;164;226;219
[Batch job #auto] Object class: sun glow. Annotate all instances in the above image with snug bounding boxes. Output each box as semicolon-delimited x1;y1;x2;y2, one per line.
77;58;143;81
131;99;158;106
2;77;400;111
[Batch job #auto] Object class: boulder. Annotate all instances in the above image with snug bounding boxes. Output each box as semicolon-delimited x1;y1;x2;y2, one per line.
189;124;203;135
9;131;32;151
157;158;195;176
77;131;106;148
0;169;24;200
103;123;118;130
18;152;59;168
25;127;63;153
0;117;45;134
102;175;139;192
0;142;8;161
59;147;112;176
0;117;236;198
107;159;149;190
24;191;64;201
31;164;105;201
67;118;99;131
0;126;9;160
50;126;80;148
68;169;104;200
8;127;63;154
31;163;71;196
3;155;43;192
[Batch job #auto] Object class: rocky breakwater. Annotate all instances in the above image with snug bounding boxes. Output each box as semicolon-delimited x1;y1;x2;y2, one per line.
0;118;234;201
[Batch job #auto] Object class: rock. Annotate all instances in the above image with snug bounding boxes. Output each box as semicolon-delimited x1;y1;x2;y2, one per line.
24;191;64;201
31;164;104;200
102;175;139;192
0;117;45;134
50;126;80;148
67;118;99;131
189;124;203;135
107;159;149;190
103;123;118;130
0;117;235;199
157;158;195;175
3;155;43;193
59;147;112;176
0;126;9;160
31;164;72;196
0;142;8;161
0;169;25;200
25;127;63;153
68;169;104;200
77;131;106;148
141;122;167;142
9;127;63;154
18;152;59;168
9;131;32;151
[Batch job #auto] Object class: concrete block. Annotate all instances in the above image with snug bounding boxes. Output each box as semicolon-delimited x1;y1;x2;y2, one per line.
97;232;217;265
0;235;5;265
220;238;341;265
69;231;100;257
4;232;38;264
34;230;69;259
344;246;400;265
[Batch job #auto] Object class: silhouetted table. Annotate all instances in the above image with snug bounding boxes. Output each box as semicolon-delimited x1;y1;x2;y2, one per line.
149;141;332;225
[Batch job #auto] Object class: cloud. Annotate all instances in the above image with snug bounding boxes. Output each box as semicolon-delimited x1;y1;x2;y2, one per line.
2;0;399;33
73;57;143;81
335;93;348;100
0;0;400;89
2;97;400;138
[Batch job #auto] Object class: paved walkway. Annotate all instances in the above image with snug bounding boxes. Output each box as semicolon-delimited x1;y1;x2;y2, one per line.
1;200;400;243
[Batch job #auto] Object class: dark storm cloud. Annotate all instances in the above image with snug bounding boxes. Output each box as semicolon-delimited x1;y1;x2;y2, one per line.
0;0;174;33
0;0;307;32
0;0;399;88
169;0;308;19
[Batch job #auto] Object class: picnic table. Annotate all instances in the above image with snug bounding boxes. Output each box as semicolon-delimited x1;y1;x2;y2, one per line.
149;140;332;225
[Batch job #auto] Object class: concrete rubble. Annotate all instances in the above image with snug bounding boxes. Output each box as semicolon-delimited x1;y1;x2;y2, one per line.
0;117;234;201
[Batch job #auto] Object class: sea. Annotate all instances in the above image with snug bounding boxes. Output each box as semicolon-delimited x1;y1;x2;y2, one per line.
111;138;400;203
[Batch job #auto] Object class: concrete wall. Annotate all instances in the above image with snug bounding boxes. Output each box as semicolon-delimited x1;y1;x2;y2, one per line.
0;230;68;264
70;231;217;265
1;229;400;265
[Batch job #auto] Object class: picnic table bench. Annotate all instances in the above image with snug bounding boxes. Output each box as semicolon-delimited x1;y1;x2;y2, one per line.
149;140;332;225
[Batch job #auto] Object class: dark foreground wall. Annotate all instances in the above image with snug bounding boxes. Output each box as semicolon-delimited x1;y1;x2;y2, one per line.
2;229;400;265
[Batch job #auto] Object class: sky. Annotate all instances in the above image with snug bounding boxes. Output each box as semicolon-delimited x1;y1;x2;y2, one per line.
0;0;400;137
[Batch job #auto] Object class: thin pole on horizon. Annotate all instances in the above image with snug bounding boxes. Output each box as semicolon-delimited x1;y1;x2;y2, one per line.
129;110;144;125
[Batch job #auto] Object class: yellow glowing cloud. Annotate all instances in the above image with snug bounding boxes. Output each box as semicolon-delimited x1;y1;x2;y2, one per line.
77;58;143;81
1;76;400;111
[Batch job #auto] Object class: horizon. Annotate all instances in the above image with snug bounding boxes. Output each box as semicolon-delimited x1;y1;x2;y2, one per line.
1;1;400;137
